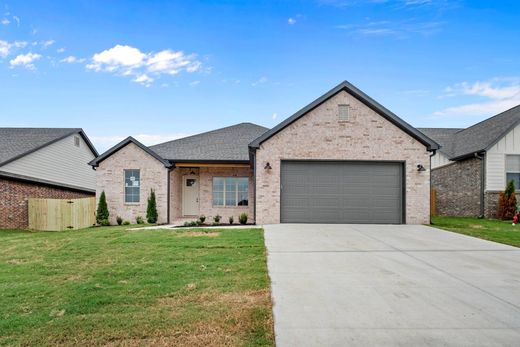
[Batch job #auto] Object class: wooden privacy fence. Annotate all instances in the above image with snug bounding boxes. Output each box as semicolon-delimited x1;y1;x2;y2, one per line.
28;197;96;231
430;188;437;216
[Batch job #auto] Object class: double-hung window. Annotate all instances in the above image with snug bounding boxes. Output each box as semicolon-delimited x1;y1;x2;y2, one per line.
124;169;140;203
506;155;520;189
213;177;248;206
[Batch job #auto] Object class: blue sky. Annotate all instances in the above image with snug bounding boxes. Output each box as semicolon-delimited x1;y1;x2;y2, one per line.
1;0;519;151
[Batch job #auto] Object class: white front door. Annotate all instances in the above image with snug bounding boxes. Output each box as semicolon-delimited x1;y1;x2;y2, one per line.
182;176;200;216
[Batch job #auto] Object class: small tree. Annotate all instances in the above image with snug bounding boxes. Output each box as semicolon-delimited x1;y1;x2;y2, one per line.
497;180;517;219
146;189;158;224
96;191;109;224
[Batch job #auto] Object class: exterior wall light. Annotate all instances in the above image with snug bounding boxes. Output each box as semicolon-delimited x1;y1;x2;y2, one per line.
417;164;426;172
264;162;272;170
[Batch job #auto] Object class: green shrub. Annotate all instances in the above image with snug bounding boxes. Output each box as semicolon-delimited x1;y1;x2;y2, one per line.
96;191;109;224
229;216;234;224
183;220;198;227
99;219;110;226
136;216;145;224
146;189;158;224
116;216;123;225
122;220;130;225
213;214;221;224
498;180;518;219
199;215;206;224
239;213;248;225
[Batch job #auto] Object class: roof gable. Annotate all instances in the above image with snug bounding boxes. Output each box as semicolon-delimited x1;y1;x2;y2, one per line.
249;81;439;151
0;128;98;167
89;136;171;168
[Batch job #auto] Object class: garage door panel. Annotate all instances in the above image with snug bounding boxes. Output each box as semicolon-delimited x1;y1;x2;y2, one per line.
281;161;403;224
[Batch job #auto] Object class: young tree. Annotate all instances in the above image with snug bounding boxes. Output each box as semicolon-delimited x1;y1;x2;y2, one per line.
96;190;109;224
146;189;158;224
497;180;517;219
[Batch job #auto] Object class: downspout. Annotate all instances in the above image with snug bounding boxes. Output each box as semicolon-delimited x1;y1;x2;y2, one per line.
429;150;436;224
167;165;175;224
251;150;257;225
474;152;485;218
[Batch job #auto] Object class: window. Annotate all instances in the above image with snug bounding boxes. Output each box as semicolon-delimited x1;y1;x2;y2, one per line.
74;136;80;147
124;169;140;203
506;155;520;189
213;177;248;206
338;104;349;121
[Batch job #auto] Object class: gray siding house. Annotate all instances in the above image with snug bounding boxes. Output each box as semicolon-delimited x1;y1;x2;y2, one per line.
0;128;98;228
420;104;520;218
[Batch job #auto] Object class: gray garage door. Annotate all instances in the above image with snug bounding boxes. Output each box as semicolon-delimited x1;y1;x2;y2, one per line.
280;161;403;224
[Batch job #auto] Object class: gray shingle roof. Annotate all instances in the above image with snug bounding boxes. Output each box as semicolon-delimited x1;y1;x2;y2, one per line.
0;128;96;166
418;104;520;159
149;122;269;162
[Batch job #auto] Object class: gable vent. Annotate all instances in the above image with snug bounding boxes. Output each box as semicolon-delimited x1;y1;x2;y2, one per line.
338;104;350;121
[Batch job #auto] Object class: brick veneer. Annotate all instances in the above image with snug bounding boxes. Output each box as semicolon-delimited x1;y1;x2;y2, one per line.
0;177;93;229
95;142;169;225
169;167;254;223
430;158;482;217
484;191;500;218
254;90;432;225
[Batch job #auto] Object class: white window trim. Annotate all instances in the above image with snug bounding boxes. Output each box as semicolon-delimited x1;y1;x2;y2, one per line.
505;154;520;191
212;177;249;207
124;169;141;204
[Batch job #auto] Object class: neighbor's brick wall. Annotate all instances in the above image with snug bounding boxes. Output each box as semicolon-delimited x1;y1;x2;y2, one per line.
0;178;93;229
484;191;500;218
95;143;168;224
431;157;482;217
170;167;254;223
255;90;432;225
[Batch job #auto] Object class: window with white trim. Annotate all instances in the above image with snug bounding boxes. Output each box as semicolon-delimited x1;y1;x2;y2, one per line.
506;155;520;189
124;169;140;203
213;177;248;206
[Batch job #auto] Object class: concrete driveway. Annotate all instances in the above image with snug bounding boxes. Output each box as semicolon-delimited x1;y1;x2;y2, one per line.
264;224;520;346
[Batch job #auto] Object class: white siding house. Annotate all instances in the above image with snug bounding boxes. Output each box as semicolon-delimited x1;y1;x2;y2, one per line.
486;123;520;191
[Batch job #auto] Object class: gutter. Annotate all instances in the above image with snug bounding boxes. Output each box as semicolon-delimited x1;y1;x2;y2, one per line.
474;152;485;217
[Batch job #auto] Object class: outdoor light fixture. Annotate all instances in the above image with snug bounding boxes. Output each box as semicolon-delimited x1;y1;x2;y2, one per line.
189;170;196;175
264;162;272;170
417;164;426;172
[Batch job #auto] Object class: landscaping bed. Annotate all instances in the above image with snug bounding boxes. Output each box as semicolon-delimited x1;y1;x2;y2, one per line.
0;225;273;346
431;216;520;248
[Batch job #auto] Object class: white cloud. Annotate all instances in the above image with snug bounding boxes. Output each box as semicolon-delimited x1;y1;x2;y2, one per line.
272;112;278;120
288;18;296;25
60;55;85;63
434;79;520;117
41;40;55;49
189;80;200;86
1;18;9;25
9;52;41;70
57;47;65;53
14;41;28;48
252;76;268;86
12;15;19;26
91;133;190;151
86;44;202;86
0;40;11;57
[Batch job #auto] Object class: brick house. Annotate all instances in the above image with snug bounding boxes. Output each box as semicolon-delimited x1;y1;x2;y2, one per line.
0;128;98;229
420;104;520;218
89;81;439;225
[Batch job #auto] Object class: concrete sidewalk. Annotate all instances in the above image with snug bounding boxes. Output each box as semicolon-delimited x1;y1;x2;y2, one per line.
264;224;520;347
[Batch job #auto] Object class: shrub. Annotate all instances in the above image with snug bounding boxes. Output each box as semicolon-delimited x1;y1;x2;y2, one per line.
213;214;221;224
136;216;145;224
498;180;518;220
199;215;206;224
239;213;248;225
229;216;234;224
96;191;109;224
183;220;198;227
146;189;158;224
122;220;130;225
99;219;110;226
116;216;123;225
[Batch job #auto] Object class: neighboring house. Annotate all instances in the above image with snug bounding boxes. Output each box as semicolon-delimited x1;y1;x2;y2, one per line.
419;104;520;218
0;128;98;228
89;81;439;225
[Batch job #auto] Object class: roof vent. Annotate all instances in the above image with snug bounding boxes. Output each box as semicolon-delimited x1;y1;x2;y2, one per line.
338;104;349;121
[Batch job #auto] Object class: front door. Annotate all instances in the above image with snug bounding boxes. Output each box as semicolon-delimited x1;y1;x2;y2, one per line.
182;176;200;216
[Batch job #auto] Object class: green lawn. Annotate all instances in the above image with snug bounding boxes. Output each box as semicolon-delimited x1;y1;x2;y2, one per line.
431;216;520;248
0;226;273;346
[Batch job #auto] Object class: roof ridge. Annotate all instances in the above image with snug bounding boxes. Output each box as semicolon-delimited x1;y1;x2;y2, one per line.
149;122;267;148
456;104;520;134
